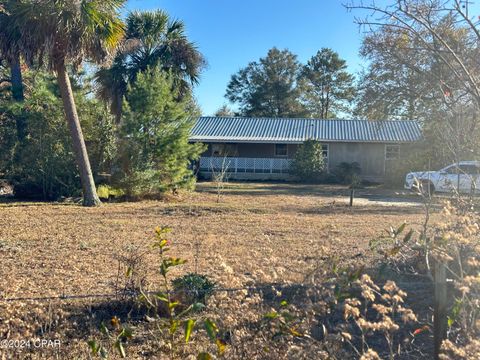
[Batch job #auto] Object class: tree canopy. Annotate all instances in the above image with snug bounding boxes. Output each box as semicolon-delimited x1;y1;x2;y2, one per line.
214;104;235;117
348;0;480;165
300;48;356;118
0;3;207;202
225;48;306;117
225;47;356;118
0;71;116;200
94;10;206;121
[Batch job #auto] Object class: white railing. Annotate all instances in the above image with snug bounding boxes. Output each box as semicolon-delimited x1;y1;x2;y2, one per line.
199;156;292;174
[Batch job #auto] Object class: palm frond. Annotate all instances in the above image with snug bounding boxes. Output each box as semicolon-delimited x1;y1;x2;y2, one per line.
93;9;205;119
8;0;126;70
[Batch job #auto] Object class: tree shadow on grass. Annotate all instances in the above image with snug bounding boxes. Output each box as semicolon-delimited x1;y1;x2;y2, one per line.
197;182;353;198
53;297;147;341
0;195;82;207
298;203;427;216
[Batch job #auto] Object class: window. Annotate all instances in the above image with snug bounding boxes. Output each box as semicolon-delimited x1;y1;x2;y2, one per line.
385;145;400;160
321;144;329;168
459;165;480;175
212;144;236;157
275;144;288;157
444;164;480;175
321;144;329;159
444;165;458;174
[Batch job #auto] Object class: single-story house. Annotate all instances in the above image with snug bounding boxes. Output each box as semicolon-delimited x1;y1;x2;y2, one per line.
190;116;422;182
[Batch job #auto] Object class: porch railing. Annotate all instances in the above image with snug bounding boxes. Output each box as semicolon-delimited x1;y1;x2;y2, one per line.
199;156;292;174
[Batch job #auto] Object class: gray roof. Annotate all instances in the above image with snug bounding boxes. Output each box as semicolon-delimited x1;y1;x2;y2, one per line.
190;117;422;144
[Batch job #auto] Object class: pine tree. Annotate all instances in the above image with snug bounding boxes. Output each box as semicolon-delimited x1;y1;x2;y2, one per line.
300;48;356;119
225;48;305;117
291;140;326;182
118;68;205;197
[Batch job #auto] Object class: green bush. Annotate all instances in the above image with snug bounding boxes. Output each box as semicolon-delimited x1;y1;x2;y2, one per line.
172;273;216;307
97;184;124;200
4;75;79;199
135;227;225;358
0;117;16;177
291;140;327;182
0;72;116;200
334;162;361;185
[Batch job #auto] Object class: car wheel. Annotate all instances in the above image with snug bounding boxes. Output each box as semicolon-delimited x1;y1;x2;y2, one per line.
420;180;435;196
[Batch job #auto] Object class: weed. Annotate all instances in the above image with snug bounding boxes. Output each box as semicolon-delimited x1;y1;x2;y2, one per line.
88;316;133;359
138;227;226;358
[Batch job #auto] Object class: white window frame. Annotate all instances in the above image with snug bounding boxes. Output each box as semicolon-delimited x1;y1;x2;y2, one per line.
274;144;288;157
321;144;329;169
385;144;400;160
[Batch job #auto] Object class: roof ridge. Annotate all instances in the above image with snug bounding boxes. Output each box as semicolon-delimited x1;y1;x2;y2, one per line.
200;116;417;123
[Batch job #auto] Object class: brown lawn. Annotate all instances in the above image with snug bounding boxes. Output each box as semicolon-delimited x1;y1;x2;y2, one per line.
0;182;435;359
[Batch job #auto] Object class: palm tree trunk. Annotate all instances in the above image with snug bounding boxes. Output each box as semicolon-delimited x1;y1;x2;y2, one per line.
10;53;26;140
10;54;24;101
55;61;101;207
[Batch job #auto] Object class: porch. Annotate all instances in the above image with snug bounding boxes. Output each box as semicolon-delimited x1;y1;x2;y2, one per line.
198;156;292;180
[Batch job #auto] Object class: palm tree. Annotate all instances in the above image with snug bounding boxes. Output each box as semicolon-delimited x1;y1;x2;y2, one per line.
95;10;205;121
12;0;125;206
0;0;33;139
0;12;23;101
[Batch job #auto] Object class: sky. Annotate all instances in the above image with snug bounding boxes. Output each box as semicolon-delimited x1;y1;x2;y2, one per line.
124;0;371;115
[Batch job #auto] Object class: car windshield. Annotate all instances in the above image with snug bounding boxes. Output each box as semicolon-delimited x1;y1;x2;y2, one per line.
441;163;480;175
440;165;453;173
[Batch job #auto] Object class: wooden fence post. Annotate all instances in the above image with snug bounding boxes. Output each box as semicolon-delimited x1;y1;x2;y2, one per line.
434;261;447;360
349;189;354;207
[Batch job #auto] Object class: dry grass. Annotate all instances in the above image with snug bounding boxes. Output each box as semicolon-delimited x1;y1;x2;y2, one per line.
0;182;434;359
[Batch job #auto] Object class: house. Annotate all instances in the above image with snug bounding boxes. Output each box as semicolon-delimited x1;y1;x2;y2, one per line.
190;116;422;182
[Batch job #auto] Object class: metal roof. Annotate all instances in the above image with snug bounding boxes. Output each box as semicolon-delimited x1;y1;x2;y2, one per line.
190;117;422;144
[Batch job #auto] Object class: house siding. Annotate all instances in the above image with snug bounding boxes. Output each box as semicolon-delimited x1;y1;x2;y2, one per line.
328;142;386;180
192;117;422;182
199;141;404;181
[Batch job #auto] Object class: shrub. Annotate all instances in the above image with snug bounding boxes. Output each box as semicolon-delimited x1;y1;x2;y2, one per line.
291;140;326;182
97;184;124;201
341;275;418;359
88;317;133;359
383;143;431;188
5;75;80;200
334;162;361;185
368;191;480;359
0;72;116;200
172;273;216;308
0;115;16;177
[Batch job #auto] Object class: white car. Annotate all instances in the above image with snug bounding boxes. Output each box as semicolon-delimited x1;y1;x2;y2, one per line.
405;161;480;194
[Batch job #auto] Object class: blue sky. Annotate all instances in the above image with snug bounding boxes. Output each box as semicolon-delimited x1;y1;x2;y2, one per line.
125;0;369;115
